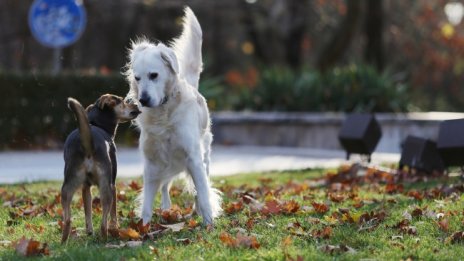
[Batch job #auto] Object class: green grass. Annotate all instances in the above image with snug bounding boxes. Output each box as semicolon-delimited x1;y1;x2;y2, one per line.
0;167;463;260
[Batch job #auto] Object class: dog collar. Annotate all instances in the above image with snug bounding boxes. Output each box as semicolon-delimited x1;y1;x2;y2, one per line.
161;96;169;105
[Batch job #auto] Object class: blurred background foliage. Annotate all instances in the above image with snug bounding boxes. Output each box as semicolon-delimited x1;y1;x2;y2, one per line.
1;0;464;148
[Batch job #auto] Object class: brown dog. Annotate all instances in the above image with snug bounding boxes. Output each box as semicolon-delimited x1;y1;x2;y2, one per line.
61;94;140;243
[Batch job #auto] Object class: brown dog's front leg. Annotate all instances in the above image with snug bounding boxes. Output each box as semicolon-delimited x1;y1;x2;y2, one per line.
109;185;119;229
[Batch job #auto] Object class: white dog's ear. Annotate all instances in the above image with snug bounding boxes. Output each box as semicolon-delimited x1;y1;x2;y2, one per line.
158;44;179;75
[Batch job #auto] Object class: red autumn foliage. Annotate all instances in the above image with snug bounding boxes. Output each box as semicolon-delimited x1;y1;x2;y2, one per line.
224;201;244;214
312;202;329;214
281;200;300;214
385;184;404;194
262;200;282;215
219;232;260;249
129;219;150;235
158;205;184;224
128;180;141;191
312;226;332;239
14;237;49;257
328;193;345;203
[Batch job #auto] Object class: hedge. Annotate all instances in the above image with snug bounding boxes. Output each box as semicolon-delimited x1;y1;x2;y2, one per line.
0;73;138;150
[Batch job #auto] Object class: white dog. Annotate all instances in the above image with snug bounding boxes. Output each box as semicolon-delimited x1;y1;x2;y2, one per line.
124;7;222;225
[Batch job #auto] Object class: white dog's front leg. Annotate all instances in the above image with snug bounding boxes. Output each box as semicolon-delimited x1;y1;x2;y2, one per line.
187;155;213;225
160;181;172;210
139;164;162;225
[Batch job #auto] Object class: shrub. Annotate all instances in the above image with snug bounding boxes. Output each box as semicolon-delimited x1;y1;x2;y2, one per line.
227;64;410;112
0;73;136;150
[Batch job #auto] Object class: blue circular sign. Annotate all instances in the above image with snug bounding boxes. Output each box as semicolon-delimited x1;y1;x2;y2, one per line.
28;0;86;48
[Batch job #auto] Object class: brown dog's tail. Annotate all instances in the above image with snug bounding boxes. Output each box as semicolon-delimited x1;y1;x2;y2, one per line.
67;98;94;158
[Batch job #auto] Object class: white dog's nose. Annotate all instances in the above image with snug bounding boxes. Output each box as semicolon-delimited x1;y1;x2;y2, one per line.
139;94;150;107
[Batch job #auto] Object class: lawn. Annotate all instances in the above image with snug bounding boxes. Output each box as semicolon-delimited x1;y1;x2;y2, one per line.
0;165;463;260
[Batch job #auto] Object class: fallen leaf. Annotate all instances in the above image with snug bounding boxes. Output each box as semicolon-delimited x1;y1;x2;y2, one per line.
312;226;332;239
262;200;281;215
224;201;244;214
149;245;159;256
126;241;143;248
236;233;260;249
129;219;150;235
219;232;260;249
129;180;141;191
281;200;300;214
449;231;464;243
411;207;424;218
219;232;237;247
187;219;199;229
118;228;141;240
0;240;12;246
402;211;413;221
385;184;404;194
14;237;49;257
328;193;345;203
318;244;356;254
159;205;183;224
176;238;192;245
282;236;292;247
437;218;449;232
160;222;185;232
312;202;329;214
407;190;423;200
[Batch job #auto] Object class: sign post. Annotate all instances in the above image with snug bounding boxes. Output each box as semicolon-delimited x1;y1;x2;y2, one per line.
28;0;86;74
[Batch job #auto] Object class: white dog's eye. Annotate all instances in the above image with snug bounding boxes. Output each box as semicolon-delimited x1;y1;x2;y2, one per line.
134;76;141;81
148;72;158;81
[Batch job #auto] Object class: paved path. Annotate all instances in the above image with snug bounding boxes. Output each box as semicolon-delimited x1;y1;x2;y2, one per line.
0;146;399;184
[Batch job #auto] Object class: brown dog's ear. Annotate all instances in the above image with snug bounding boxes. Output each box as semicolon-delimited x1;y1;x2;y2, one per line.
96;94;117;110
85;104;94;112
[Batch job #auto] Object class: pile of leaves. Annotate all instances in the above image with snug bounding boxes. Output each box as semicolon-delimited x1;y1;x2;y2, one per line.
0;164;463;259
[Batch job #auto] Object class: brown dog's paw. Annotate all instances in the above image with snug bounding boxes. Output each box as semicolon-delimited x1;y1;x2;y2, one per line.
100;225;108;241
109;220;119;230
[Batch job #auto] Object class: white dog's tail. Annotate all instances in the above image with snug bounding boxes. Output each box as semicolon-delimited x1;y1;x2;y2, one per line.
170;7;203;89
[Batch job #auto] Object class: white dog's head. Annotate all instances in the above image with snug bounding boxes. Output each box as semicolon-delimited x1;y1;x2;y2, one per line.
125;40;179;108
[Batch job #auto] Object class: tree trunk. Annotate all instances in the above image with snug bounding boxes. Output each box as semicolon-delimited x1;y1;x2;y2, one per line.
364;0;384;71
316;0;361;72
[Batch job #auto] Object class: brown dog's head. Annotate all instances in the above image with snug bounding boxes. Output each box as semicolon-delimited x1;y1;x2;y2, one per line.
90;94;141;122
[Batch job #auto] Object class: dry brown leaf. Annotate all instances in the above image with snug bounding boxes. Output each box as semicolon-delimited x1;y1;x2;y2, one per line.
312;202;329;214
176;238;192;245
449;231;464;243
437;218;449;232
160;222;185;232
129;219;150;235
128;180;141;191
281;200;300;214
118;228;141;240
282;236;292;247
187;219;199;229
224;201;244;214
14;237;49;257
262;200;281;215
312;226;332;239
328;193;345;203
219;232;237;247
160;205;183;224
236;233;260;249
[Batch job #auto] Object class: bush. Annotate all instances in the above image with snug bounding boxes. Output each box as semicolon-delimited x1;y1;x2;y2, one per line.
227;64;411;112
0;73;137;150
0;66;410;149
